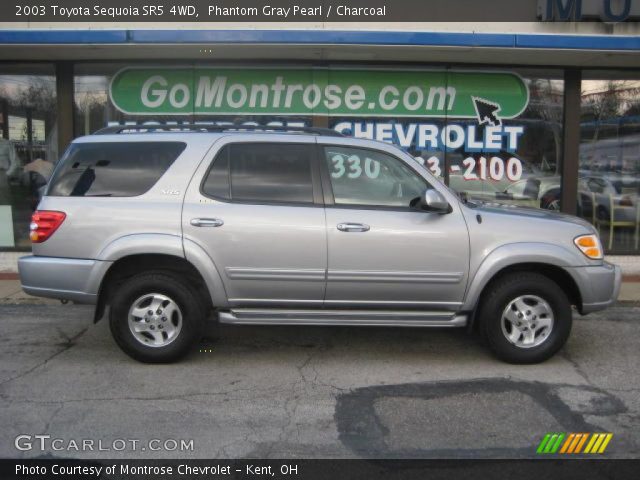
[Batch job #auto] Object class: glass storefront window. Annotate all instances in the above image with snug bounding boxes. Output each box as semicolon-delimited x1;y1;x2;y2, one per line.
73;64;312;136
580;74;640;254
66;63;639;257
0;62;636;255
330;69;564;211
0;65;57;250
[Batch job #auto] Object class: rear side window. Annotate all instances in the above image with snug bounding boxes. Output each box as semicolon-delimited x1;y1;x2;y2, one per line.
202;143;314;204
48;141;186;197
202;145;231;200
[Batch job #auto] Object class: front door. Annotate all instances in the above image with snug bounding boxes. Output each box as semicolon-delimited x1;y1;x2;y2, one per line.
183;138;327;305
320;142;470;310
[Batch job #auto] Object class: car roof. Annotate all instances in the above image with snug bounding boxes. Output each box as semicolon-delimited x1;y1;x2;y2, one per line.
71;129;400;152
72;124;342;146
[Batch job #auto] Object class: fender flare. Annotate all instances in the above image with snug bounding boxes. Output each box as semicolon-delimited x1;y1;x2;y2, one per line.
96;233;228;308
98;233;185;261
462;242;586;312
183;237;229;307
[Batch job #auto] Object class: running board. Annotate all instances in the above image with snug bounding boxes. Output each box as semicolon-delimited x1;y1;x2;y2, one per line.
218;309;467;327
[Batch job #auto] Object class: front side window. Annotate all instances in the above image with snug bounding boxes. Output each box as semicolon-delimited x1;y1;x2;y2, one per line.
48;141;185;197
324;146;428;208
202;143;315;204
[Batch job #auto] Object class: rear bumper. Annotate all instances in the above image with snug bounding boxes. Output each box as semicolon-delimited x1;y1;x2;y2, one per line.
18;255;111;304
566;262;622;314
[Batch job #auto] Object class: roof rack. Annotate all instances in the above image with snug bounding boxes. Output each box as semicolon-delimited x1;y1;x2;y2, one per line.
93;124;344;137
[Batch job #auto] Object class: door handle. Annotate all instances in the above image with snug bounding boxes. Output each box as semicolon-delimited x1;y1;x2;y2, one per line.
337;222;370;233
191;218;224;227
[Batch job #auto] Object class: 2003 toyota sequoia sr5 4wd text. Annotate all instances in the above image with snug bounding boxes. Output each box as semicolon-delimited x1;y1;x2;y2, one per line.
19;125;621;364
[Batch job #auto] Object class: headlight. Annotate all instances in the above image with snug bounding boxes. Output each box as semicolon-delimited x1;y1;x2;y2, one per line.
574;234;603;260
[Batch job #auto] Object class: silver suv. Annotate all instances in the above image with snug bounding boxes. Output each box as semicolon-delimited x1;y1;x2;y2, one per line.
19;125;621;364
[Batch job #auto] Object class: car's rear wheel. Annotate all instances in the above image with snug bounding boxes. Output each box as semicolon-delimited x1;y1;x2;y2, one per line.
479;272;572;364
109;272;205;363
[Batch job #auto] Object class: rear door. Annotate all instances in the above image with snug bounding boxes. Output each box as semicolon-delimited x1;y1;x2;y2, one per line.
182;136;327;306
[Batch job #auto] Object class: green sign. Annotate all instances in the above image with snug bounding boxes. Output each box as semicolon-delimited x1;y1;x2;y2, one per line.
109;67;529;120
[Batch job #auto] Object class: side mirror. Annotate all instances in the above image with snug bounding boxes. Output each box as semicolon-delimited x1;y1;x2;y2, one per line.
417;188;450;213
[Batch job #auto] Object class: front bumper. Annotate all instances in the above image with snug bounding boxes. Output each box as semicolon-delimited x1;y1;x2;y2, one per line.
18;255;111;304
566;261;622;314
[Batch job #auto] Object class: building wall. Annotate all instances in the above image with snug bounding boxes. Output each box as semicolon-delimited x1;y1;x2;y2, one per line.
0;19;639;257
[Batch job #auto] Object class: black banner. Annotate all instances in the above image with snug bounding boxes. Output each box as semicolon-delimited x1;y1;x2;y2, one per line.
2;459;640;480
4;0;542;22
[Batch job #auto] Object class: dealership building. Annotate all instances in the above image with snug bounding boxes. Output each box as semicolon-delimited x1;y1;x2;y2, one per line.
1;3;639;270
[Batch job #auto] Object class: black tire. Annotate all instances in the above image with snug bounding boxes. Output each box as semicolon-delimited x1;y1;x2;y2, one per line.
478;272;572;364
109;271;205;363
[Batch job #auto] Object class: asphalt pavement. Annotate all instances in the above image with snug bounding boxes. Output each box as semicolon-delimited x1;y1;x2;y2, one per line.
0;303;638;459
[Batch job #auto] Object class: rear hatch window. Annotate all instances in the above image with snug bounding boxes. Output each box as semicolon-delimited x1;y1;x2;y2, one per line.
48;141;186;197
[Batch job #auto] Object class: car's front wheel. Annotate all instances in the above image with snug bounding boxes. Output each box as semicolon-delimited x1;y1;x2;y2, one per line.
109;272;205;363
479;272;572;364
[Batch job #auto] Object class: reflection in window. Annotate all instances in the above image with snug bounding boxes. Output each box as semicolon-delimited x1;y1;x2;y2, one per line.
48;142;186;197
580;78;640;254
202;143;315;204
230;143;314;204
324;146;427;208
0;70;57;249
330;72;564;211
73;67;313;136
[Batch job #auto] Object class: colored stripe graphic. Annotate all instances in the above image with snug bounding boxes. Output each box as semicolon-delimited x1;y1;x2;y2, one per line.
559;433;575;453
592;433;606;452
574;433;589;453
538;433;612;454
584;434;599;453
550;433;565;453
597;434;613;453
544;434;559;453
537;433;565;453
585;433;613;454
536;433;552;454
562;433;582;453
568;433;582;453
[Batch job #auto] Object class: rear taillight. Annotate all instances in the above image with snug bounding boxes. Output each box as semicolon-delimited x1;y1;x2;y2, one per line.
30;211;66;243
